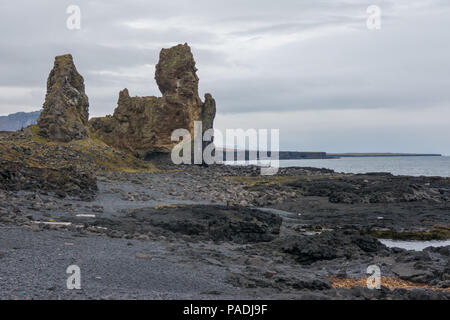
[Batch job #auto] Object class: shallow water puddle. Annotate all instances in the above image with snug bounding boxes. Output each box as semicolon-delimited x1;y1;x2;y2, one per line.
33;221;72;226
379;239;450;251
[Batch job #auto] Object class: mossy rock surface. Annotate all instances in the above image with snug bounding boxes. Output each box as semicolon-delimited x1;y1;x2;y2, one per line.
37;54;89;142
89;43;216;160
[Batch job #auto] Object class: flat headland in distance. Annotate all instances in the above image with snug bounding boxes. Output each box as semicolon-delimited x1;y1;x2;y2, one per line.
218;148;442;160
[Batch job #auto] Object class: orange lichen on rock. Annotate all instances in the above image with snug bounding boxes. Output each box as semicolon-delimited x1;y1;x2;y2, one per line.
329;276;450;291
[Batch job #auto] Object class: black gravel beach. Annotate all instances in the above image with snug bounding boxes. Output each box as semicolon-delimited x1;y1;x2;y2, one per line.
1;164;449;300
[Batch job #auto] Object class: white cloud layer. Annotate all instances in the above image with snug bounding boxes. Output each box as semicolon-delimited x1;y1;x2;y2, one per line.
0;0;449;154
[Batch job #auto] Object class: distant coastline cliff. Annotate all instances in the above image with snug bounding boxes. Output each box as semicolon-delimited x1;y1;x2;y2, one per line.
218;149;442;160
0;111;41;132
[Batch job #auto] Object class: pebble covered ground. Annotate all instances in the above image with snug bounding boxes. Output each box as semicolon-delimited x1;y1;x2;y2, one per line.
1;164;449;299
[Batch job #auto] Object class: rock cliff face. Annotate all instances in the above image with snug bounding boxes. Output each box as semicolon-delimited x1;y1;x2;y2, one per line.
37;54;89;142
89;43;216;158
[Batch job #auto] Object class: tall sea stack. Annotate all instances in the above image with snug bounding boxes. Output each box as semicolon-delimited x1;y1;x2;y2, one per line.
89;43;216;159
37;54;89;142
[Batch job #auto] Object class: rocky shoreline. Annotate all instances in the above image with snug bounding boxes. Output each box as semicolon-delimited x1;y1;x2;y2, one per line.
0;43;448;300
1;163;449;299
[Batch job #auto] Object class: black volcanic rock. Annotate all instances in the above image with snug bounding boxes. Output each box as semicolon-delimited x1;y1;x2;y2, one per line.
66;205;282;244
275;230;388;265
286;173;450;204
0;159;97;200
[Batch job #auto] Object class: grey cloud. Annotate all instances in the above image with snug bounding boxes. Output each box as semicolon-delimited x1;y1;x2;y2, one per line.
0;0;449;154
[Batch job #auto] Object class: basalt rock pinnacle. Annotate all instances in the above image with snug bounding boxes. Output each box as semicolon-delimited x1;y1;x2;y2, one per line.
89;43;216;158
37;54;89;142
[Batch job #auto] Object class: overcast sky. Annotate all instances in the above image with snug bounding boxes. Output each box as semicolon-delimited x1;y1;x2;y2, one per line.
1;0;449;154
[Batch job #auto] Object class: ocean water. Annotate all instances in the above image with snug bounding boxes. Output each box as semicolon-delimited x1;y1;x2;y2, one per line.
277;156;450;177
379;239;450;251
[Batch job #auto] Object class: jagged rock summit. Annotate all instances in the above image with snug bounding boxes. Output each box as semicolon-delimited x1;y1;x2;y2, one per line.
37;54;89;142
90;43;216;158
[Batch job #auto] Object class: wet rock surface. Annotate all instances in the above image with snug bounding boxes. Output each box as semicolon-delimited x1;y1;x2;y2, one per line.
286;173;450;204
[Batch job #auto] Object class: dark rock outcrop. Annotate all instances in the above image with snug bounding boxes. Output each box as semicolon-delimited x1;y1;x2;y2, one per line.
90;43;216;158
287;173;450;204
392;246;450;286
37;54;89;142
66;205;282;243
139;205;282;243
275;230;388;265
0;160;97;200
